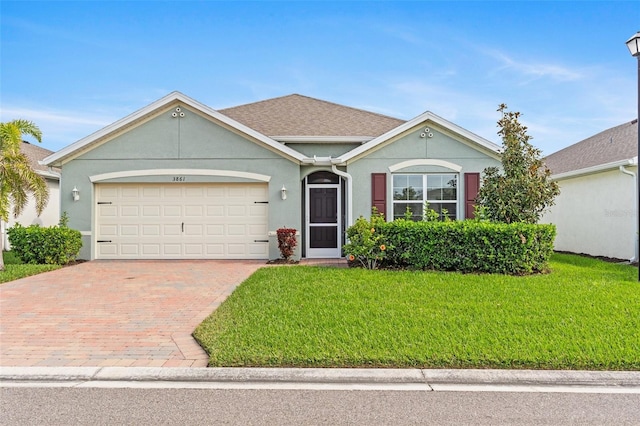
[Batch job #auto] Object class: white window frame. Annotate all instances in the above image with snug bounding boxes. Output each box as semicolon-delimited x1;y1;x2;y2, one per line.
392;173;459;221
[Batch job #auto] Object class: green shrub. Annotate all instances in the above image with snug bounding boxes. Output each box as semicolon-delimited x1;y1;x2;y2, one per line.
7;220;82;265
343;210;393;269
379;220;556;274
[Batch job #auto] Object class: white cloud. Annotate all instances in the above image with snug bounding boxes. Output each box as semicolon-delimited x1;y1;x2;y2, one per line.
0;106;114;151
483;49;583;82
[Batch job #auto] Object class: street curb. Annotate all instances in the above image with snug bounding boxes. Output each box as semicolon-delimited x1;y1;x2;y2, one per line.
2;367;640;387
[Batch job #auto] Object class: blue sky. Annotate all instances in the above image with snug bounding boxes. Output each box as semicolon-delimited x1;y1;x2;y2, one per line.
1;1;639;155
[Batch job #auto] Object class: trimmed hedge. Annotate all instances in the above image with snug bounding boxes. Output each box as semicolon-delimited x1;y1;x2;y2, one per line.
7;223;82;265
372;220;556;275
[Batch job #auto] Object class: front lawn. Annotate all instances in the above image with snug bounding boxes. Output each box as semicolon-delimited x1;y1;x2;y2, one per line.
193;253;640;370
0;251;61;283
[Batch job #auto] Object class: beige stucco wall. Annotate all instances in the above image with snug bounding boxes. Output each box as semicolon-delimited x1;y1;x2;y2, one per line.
2;177;60;249
541;167;636;260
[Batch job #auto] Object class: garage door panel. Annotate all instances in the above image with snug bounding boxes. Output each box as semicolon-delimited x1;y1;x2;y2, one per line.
228;205;247;216
142;186;161;198
100;206;118;216
184;224;203;236
184;205;204;217
122;187;140;198
227;244;247;255
163;244;182;255
121;225;139;236
142;205;161;217
184;244;203;255
248;224;268;236
185;187;204;197
207;206;224;216
206;244;225;255
206;225;224;236
163;187;181;197
121;244;139;255
142;244;161;255
206;187;225;197
141;225;161;236
96;183;268;259
250;205;267;216
163;205;181;216
121;206;139;216
163;224;181;236
99;224;118;236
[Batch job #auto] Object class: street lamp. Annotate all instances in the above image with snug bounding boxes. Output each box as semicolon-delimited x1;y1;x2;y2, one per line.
626;32;640;280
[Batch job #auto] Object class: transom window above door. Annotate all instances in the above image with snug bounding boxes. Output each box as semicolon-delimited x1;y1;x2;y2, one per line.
392;174;458;221
307;171;340;184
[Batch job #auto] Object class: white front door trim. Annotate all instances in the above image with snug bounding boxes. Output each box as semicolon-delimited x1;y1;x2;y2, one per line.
305;181;342;258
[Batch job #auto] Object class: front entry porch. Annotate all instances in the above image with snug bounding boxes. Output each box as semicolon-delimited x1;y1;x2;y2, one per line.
303;171;345;258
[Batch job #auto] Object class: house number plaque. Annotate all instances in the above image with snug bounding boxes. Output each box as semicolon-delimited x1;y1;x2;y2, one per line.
172;176;186;182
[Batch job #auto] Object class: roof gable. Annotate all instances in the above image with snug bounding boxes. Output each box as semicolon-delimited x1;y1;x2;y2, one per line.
43;92;306;166
43;91;501;167
544;120;638;175
219;94;405;139
339;110;501;164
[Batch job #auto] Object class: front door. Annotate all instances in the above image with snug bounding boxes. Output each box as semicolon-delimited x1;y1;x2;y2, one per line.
306;177;341;258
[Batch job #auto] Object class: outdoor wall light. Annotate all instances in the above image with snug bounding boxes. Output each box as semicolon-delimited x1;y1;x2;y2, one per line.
72;186;80;201
281;185;287;200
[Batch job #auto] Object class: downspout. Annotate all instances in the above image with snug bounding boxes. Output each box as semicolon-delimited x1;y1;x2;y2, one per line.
620;162;638;263
331;164;353;228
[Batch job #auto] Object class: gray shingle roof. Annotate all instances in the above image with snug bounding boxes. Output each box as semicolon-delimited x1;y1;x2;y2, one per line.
20;141;59;174
544;119;638;175
219;94;406;138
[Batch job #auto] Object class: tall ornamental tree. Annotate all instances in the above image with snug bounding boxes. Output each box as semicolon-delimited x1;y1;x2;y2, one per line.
477;104;559;224
0;119;49;271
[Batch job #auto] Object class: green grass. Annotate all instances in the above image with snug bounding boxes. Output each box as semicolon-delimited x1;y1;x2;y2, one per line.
193;253;640;370
1;251;61;283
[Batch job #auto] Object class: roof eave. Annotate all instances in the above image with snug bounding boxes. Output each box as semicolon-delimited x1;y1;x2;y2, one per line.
273;136;375;144
551;157;638;180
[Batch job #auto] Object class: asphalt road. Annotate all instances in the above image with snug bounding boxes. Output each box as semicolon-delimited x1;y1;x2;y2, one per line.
2;387;640;425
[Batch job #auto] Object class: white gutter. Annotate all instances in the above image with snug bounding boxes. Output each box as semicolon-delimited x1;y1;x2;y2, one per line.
619;161;638;263
551;158;636;181
273;136;374;144
301;155;335;166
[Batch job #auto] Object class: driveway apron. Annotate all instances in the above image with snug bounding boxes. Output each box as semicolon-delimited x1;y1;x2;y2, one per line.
0;260;263;367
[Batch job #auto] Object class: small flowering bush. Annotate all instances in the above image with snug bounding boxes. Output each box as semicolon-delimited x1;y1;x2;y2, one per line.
343;210;392;269
276;228;297;260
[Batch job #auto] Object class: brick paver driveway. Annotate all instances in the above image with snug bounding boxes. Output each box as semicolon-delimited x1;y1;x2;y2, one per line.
0;260;263;367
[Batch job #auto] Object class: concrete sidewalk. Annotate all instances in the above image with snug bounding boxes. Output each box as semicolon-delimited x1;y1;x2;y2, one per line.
2;367;640;391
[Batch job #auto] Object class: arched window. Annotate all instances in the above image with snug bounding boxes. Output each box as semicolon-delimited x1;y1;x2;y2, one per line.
306;171;339;184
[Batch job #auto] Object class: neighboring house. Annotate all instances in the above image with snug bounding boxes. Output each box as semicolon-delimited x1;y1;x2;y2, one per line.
1;141;61;249
43;91;501;260
542;119;638;261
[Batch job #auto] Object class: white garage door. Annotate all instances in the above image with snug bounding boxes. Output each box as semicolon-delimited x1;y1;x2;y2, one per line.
95;183;269;259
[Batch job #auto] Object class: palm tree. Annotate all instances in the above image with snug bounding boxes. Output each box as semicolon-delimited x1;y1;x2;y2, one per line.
0;119;49;271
